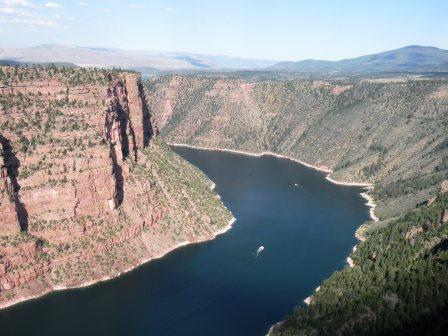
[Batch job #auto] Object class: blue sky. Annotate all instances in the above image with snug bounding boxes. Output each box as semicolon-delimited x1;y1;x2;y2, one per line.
1;0;447;61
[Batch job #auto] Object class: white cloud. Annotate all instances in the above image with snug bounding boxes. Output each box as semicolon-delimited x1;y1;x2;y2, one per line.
166;7;173;12
100;8;110;13
0;13;57;26
78;2;86;6
44;2;62;9
0;7;15;13
0;0;34;8
0;1;58;26
129;4;140;9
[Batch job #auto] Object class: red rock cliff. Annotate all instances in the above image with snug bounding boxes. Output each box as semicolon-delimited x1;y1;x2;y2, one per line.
0;67;231;308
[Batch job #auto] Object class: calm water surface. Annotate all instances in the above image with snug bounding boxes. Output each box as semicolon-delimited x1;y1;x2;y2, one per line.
0;147;370;336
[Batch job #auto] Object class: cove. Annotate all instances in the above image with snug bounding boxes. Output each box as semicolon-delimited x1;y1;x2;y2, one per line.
0;146;370;336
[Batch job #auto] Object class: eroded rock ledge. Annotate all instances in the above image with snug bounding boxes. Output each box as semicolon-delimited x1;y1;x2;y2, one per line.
0;67;231;308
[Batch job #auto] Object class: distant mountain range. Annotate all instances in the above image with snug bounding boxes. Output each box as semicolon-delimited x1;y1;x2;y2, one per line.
1;45;447;73
0;45;278;71
270;45;448;72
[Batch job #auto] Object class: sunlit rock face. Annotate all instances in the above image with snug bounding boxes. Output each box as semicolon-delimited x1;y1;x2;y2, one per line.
0;67;231;307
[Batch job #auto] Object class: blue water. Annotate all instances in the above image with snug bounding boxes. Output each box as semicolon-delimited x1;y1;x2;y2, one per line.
0;146;370;336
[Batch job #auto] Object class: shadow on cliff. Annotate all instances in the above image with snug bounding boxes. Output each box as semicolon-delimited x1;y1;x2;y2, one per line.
139;82;154;147
116;103;136;162
109;142;124;207
0;134;29;231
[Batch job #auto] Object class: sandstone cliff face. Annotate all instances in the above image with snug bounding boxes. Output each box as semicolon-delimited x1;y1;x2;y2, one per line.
0;67;231;307
147;75;448;219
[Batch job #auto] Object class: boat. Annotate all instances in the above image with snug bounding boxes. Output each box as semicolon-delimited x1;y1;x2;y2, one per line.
256;245;264;257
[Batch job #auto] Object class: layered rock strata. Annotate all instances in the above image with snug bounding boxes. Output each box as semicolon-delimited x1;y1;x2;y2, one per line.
0;67;231;308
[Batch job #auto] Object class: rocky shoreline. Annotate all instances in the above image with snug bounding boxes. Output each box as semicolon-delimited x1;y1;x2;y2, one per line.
0;217;236;311
0;216;237;311
0;180;236;311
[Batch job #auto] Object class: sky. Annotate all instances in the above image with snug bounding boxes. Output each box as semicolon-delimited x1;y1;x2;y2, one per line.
0;0;447;61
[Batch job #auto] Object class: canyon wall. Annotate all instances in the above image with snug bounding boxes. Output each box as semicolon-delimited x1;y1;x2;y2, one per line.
0;67;231;307
145;72;448;336
147;75;448;220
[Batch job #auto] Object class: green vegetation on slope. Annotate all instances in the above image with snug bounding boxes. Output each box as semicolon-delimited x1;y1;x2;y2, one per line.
137;138;232;235
146;73;448;335
147;75;448;219
272;192;448;336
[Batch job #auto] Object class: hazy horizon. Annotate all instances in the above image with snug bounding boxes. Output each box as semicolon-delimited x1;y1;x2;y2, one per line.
3;43;447;63
1;0;447;61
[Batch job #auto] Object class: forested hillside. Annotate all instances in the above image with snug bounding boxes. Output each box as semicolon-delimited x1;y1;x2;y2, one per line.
271;187;448;335
147;75;448;220
146;73;448;335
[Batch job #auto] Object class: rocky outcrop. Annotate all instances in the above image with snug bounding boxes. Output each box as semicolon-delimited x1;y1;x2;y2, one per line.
442;209;448;224
441;180;448;194
124;74;155;148
0;67;232;307
404;226;423;240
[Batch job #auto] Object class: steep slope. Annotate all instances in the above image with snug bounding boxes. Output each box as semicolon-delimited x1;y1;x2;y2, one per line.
147;75;448;220
271;185;448;336
146;73;448;335
0;66;232;308
270;45;448;72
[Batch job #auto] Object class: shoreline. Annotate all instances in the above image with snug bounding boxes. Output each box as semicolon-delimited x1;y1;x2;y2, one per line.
0;217;236;311
0;182;236;311
170;142;379;336
170;143;378;222
2;142;378;319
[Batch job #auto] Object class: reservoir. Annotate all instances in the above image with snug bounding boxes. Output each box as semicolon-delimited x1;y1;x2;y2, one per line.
0;146;370;336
